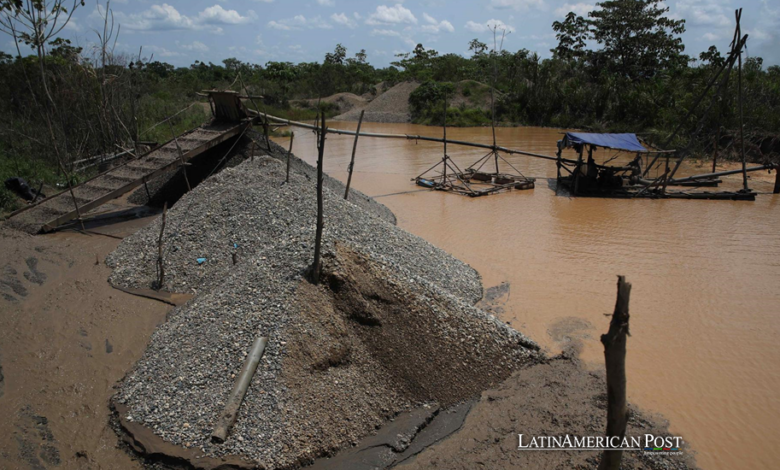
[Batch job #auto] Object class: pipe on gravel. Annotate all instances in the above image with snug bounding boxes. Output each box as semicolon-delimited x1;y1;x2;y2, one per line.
211;336;268;443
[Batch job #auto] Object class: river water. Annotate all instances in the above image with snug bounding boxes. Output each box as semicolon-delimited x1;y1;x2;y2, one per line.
277;122;780;470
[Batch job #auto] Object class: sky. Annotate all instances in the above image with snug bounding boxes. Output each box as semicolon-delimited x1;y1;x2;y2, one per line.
2;0;778;67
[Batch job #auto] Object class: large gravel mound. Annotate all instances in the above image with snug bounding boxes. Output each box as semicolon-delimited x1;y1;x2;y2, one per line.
293;92;368;114
110;155;540;468
334;81;420;123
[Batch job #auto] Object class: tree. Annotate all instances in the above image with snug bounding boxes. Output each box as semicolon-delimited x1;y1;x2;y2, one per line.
355;49;367;64
552;0;686;79
324;43;346;65
552;12;589;60
468;38;488;58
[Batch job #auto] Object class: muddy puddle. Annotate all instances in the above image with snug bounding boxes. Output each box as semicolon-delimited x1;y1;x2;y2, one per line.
278;123;780;470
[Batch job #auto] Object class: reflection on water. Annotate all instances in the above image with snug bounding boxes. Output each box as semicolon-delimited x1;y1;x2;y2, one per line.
276;122;780;470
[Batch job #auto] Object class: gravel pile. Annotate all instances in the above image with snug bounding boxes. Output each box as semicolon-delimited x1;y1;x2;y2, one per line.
109;154;540;468
334;81;420;123
293;92;368;114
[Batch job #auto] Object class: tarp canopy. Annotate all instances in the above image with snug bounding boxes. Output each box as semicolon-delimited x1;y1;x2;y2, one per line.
562;132;647;153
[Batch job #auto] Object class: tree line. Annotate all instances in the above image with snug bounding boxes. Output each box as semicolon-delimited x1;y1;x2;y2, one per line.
1;0;778;211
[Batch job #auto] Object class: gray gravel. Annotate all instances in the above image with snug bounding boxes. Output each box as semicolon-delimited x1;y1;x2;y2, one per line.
334;81;420;123
110;153;539;468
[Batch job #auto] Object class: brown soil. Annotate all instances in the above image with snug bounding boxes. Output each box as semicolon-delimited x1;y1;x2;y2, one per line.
275;244;539;466
0;218;171;470
397;357;697;470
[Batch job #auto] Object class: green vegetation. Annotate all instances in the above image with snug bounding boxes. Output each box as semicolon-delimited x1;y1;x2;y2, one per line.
1;0;778;212
409;81;491;126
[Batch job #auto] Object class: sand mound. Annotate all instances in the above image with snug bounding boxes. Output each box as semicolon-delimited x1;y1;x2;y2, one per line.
108;143;539;468
293;92;368;115
334;81;420;123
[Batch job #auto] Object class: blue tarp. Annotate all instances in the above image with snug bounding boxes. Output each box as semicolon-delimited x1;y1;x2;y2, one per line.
562;132;647;152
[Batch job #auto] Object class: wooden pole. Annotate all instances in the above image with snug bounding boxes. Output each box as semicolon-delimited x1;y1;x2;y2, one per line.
311;114;326;285
55;159;85;231
143;177;152;203
286;132;294;184
598;275;632;470
344;109;365;200
250;139;255;163
156;202;168;290
712;127;721;173
736;9;748;191
443;94;448;185
167;120;191;192
773;165;780;194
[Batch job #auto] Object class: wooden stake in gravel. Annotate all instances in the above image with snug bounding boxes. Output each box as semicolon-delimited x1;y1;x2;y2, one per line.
598;275;632;470
286;132;295;184
311;114;326;284
344;109;364;200
156;202;168;290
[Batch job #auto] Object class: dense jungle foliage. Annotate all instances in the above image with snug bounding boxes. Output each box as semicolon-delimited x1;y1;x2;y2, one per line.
1;0;778;211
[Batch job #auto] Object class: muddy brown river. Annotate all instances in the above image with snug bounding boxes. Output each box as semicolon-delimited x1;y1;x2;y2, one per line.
280;123;780;470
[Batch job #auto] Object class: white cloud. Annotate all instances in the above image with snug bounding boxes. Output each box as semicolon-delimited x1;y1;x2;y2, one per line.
489;0;544;12
554;3;595;17
107;3;255;33
421;13;454;33
267;15;333;30
331;12;357;28
179;40;209;52
316;0;335;6
366;4;417;25
144;44;181;57
198;5;256;25
464;19;515;34
674;0;731;27
370;28;416;47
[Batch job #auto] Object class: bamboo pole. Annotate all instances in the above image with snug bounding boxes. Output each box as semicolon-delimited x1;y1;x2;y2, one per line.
598;275;632;470
156;202;167;290
665;164;774;184
249;109;574;164
311;115;326;285
211;336;268;443
286;132;294;184
344;110;365;200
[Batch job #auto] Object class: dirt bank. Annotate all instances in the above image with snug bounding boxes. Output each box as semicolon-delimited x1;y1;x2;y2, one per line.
0;220;170;470
397;356;697;470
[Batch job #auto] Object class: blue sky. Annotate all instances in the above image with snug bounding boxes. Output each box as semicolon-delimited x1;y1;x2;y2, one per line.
4;0;779;67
